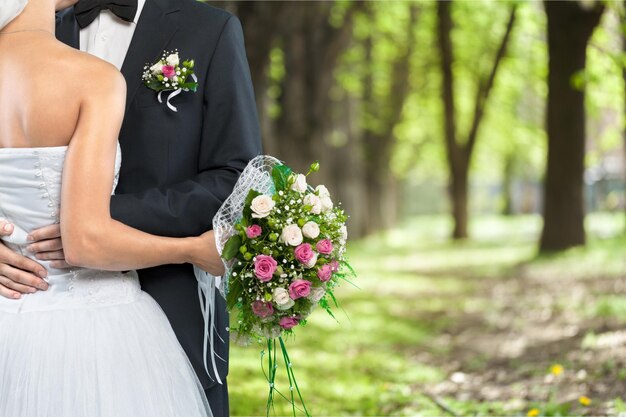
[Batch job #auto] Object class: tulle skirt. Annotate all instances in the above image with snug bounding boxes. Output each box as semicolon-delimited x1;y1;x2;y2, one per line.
0;292;212;417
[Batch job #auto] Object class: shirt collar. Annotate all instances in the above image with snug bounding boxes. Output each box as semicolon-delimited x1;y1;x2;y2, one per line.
133;0;147;25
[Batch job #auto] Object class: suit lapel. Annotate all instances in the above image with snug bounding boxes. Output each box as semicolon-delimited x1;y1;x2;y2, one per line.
55;7;80;49
120;0;181;113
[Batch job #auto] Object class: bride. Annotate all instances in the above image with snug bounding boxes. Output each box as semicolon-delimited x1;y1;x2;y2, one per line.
0;0;222;416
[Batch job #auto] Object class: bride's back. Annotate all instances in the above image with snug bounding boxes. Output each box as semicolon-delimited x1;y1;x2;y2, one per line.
0;34;106;148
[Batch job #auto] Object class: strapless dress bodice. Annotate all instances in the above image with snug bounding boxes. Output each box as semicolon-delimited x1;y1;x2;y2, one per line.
0;145;141;313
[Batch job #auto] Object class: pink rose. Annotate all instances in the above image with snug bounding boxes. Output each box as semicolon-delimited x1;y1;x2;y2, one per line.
246;225;262;239
254;255;277;282
294;243;315;265
317;264;333;282
316;239;333;255
279;316;299;330
251;301;274;318
329;260;339;272
162;65;176;79
288;279;312;300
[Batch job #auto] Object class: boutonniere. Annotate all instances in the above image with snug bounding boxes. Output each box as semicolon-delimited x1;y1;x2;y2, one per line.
142;50;198;112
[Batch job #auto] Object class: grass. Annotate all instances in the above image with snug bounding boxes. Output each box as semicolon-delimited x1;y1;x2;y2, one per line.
228;213;626;416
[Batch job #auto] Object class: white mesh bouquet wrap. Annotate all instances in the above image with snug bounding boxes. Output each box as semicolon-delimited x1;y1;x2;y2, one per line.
213;155;281;297
0;0;28;31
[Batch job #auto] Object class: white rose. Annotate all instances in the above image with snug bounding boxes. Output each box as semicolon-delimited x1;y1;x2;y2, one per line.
290;174;308;193
316;185;330;198
281;224;303;246
303;194;322;215
166;53;180;66
251;195;275;218
301;221;320;239
304;252;318;269
320;196;333;212
308;286;326;304
150;61;163;74
273;288;295;310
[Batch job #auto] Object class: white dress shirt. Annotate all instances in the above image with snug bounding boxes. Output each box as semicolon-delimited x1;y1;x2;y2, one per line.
79;0;147;70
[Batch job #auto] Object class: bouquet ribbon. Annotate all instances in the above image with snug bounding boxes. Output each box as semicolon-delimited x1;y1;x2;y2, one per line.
193;266;225;385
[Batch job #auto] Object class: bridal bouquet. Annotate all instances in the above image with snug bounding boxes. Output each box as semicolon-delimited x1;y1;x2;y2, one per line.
213;156;354;416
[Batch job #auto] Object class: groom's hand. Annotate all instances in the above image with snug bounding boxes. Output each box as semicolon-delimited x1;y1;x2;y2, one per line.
0;220;49;299
27;224;71;269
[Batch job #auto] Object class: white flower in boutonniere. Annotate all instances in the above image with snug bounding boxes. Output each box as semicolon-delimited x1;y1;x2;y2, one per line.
142;49;198;112
149;61;163;74
166;53;179;66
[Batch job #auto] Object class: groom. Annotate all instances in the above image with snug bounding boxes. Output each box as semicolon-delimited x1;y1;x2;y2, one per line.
0;0;261;415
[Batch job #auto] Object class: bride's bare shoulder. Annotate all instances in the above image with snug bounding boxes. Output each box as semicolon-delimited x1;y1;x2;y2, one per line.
59;47;125;94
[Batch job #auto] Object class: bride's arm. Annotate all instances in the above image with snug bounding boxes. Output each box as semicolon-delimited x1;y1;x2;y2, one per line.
60;64;205;271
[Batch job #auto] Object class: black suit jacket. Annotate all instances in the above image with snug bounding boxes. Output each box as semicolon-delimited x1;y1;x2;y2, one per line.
56;0;262;392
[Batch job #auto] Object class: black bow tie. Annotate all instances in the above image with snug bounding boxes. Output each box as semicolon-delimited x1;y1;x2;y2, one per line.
74;0;138;29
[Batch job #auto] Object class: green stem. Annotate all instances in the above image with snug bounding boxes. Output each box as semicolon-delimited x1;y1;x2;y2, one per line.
279;336;311;417
279;341;297;417
265;339;277;417
262;337;311;417
260;346;307;413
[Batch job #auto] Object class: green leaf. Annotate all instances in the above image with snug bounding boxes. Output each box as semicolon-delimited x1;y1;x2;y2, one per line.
226;275;243;310
245;189;262;207
327;290;340;308
341;260;358;277
179;82;198;92
271;164;292;191
240;216;249;228
243;189;262;221
145;79;164;91
222;234;243;261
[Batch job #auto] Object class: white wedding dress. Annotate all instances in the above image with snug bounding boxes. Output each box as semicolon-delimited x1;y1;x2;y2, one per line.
0;145;213;417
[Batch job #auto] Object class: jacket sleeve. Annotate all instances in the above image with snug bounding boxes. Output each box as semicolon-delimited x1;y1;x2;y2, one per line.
110;15;262;237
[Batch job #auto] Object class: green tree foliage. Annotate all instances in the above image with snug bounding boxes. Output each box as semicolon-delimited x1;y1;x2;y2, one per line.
214;0;625;241
392;1;549;220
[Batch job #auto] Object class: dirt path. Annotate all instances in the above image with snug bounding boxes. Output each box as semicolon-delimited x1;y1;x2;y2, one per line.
410;256;626;416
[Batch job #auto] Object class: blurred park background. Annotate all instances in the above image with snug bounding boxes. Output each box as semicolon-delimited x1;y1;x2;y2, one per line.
210;1;626;415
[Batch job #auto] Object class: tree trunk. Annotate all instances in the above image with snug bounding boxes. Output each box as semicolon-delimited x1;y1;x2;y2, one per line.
359;5;418;235
540;1;604;252
437;1;517;239
327;93;369;238
271;3;363;173
215;1;362;172
233;2;292;154
451;166;469;239
502;152;515;216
